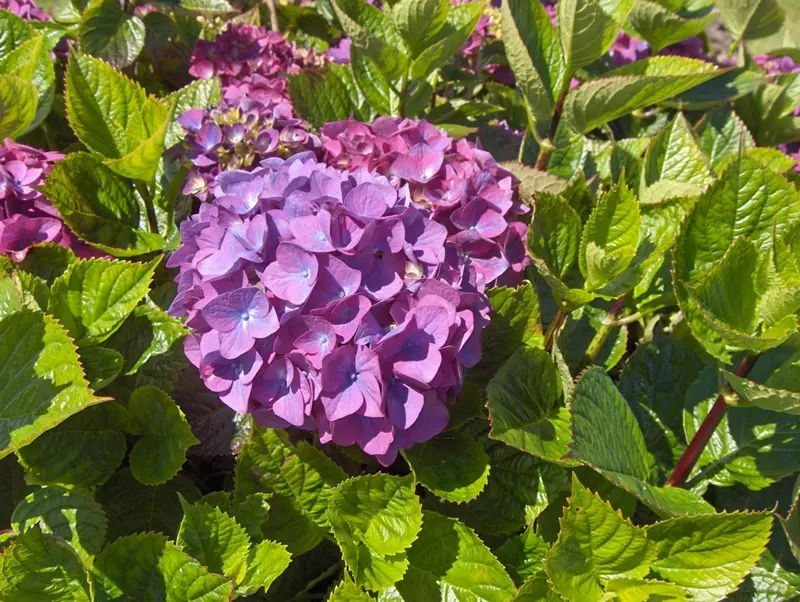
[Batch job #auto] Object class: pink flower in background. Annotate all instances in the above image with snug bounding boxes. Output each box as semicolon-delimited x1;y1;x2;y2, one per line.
0;0;49;20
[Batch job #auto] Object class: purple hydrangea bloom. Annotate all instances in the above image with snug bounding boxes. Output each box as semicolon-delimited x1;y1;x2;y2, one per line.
0;0;49;20
170;140;516;463
754;54;800;76
0;139;99;260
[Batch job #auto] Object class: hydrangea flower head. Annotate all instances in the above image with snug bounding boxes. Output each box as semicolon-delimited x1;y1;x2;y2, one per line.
0;0;49;20
0;139;97;260
171;132;522;463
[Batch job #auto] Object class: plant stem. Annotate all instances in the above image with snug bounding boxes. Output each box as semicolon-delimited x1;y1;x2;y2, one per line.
534;88;568;170
289;561;344;602
665;354;758;488
399;67;410;118
264;0;279;31
580;296;626;370
134;181;160;236
544;309;568;351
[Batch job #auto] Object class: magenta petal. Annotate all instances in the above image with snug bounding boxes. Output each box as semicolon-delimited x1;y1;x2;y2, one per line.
451;198;508;238
359;417;394;456
344;182;394;219
385;379;425;429
219;327;255;359
261;242;319;304
390;143;444;183
324;383;363;421
289;213;335;252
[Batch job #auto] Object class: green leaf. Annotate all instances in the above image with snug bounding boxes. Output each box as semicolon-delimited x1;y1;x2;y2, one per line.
65;52;170;179
11;487;106;560
502;162;569;201
328;474;423;591
780;490;800;564
48;257;159;347
163;77;221;148
558;0;634;72
579;180;641;291
237;539;291;597
392;0;449;56
500;0;563;125
431;434;570;535
0;34;55;134
684;366;800;491
234;425;346;529
513;573;563;601
96;468;201;540
128;386;198;485
377;510;516;602
177;0;234;13
329;579;373;601
17;244;77;286
696;108;755;174
641;112;714;202
716;0;786;47
404;430;490;503
79;0;146;68
177;497;250;581
410;2;485;79
487;346;575;465
675;154;800;282
665;67;765;111
544;474;657;601
16;403;128;489
331;0;407;79
0;528;91;601
603;579;689;601
0;75;37;140
0;311;106;458
529;192;582;281
41;153;165;256
618;335;703;479
724;369;800;416
287;69;357;128
91;533;232;602
79;346;124;390
350;47;396;116
626;0;715;52
35;0;82;24
496;526;549;586
645;511;773;601
0;10;34;59
469;281;543;385
557;304;629;373
257;493;323;556
570;367;715;517
564;57;720;134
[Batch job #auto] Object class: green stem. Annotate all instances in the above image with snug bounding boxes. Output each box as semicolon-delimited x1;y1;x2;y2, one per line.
399;67;410;118
580;296;626;369
544;309;568;351
134;180;159;236
534;88;568;170
289;561;344;602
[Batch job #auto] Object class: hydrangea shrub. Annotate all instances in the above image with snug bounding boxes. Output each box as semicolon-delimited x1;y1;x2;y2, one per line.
1;0;800;600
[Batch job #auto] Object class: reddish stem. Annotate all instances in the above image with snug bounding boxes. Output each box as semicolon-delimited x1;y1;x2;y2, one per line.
534;89;568;171
665;354;757;488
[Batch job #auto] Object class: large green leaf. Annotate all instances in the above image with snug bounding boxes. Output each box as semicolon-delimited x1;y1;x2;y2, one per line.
392;0;449;56
618;335;703;479
328;474;423;591
496;526;549;586
78;0;146;69
0;311;106;458
377;511;516;602
558;0;634;72
500;0;563;125
579;180;641;291
675;154;800;282
65;53;169;180
79;346;124;391
545;474;657;601
0;34;55;134
646;511;773;601
529;192;582;282
571;367;715;517
350;47;397;116
48;257;159;347
626;0;716;52
177;497;251;581
487;346;575;465
0;75;37;140
234;425;346;528
236;539;292;597
469;281;543;385
91;533;232;602
404;430;490;503
684;366;800;491
696;108;755;175
716;0;786;47
96;468;201;540
431;433;570;535
41;153;165;257
724;362;800;416
564;57;720;134
0;528;91;601
409;2;484;79
330;579;373;601
288;69;357;128
641;112;714;203
0;10;34;60
16;403;128;489
11;486;106;560
127;386;197;485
